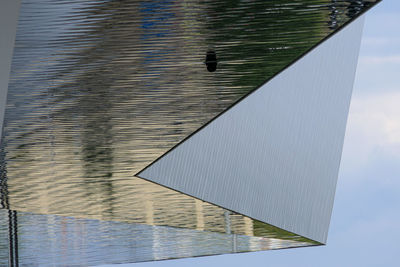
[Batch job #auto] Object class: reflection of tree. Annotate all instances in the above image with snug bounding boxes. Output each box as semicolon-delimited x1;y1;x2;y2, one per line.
345;0;374;18
328;0;340;29
202;0;327;92
202;0;374;93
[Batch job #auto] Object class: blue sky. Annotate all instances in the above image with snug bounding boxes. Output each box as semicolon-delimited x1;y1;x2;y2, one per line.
104;1;400;266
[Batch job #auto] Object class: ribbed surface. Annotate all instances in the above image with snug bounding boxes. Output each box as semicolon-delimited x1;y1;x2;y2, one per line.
3;0;376;178
139;15;366;244
0;0;377;265
0;212;8;266
0;210;316;266
0;0;20;144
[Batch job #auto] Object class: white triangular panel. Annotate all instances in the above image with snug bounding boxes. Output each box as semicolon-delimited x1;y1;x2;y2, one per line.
139;15;365;244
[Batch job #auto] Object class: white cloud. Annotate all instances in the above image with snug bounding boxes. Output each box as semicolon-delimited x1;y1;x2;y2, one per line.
341;92;400;181
359;55;400;64
350;92;400;146
361;37;400;47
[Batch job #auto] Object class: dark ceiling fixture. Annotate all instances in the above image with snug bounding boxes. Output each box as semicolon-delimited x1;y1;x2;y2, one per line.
205;51;217;72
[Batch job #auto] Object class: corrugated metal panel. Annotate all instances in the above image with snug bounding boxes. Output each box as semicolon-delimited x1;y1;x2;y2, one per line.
140;15;366;244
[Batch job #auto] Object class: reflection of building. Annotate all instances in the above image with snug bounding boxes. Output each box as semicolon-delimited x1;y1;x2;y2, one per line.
0;0;379;266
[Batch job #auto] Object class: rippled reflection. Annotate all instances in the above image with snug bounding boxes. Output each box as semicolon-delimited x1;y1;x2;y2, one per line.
0;210;318;266
0;0;378;265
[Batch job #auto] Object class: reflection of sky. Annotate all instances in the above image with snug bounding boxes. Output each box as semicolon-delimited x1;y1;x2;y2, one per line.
100;1;400;266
